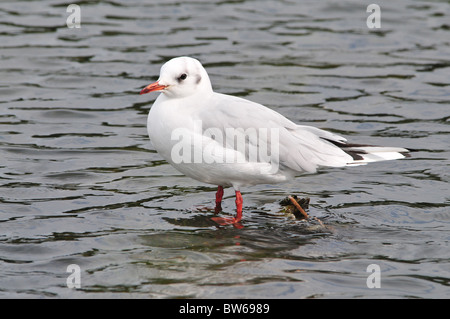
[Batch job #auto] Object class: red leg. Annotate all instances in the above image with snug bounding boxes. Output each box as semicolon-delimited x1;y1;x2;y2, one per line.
215;186;224;214
212;190;243;228
234;191;243;222
215;186;224;205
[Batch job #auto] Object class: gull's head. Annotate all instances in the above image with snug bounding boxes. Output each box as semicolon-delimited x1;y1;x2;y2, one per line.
140;56;212;98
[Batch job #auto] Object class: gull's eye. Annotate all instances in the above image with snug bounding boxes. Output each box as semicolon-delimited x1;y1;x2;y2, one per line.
178;73;187;81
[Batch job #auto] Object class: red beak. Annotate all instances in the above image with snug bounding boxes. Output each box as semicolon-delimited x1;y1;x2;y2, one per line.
140;81;167;95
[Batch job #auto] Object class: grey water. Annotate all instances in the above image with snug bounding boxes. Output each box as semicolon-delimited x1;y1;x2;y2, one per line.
0;0;449;298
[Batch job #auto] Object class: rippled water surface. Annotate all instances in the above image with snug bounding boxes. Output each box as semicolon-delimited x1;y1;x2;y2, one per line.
1;0;449;298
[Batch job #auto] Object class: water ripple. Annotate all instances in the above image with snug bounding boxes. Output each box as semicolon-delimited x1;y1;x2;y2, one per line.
0;0;449;299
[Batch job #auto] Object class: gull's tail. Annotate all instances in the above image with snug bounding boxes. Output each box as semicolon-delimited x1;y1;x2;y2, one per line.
322;138;411;166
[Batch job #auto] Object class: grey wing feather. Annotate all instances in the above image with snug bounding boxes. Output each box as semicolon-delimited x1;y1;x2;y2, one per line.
196;93;353;174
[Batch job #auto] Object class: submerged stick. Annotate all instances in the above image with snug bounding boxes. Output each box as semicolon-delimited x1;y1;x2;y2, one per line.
283;196;326;229
313;216;325;228
288;196;309;219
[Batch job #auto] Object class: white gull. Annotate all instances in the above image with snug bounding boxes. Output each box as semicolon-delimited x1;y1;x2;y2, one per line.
140;56;410;226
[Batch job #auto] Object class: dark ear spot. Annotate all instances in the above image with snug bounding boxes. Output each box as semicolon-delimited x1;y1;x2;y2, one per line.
196;75;202;84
